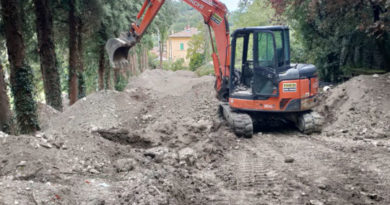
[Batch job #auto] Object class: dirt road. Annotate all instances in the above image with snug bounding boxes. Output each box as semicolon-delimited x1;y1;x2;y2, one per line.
0;70;389;204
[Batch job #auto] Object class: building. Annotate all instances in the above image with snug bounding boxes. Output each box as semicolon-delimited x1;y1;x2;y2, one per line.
166;27;199;64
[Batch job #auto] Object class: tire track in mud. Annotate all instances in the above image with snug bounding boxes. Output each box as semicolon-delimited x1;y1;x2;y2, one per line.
209;135;299;205
209;130;390;205
259;134;390;204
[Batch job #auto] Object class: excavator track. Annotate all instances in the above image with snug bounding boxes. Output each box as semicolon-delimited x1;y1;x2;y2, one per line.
220;103;253;138
296;111;324;134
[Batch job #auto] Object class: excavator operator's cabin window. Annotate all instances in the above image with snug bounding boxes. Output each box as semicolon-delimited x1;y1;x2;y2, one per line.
234;36;244;72
257;32;275;68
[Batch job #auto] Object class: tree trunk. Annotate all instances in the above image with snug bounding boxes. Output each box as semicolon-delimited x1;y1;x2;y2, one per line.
133;53;139;75
113;68;119;90
144;48;149;71
68;0;78;105
97;24;108;90
77;20;85;99
131;53;136;75
159;38;163;69
34;0;63;111
104;61;112;90
1;0;40;134
0;63;12;133
98;44;105;90
140;47;147;72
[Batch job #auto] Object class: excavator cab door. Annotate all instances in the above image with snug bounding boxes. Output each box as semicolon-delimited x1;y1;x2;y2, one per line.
252;31;278;97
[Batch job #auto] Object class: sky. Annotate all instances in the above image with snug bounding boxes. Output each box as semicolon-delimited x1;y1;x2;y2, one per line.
220;0;240;11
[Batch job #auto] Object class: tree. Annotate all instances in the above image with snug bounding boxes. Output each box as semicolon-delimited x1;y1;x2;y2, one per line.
0;62;11;133
154;0;177;68
231;0;280;30
186;24;210;71
68;0;81;105
97;23;107;90
271;0;390;81
1;0;39;134
34;0;63;111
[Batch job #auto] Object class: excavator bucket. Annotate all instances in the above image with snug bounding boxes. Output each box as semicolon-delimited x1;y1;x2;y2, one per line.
105;33;137;68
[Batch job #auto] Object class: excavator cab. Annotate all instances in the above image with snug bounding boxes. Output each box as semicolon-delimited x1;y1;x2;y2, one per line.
230;26;290;99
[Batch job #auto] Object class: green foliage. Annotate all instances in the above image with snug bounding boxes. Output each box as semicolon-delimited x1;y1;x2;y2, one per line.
189;53;205;71
195;64;214;76
149;52;159;69
163;59;187;71
185;23;212;72
114;72;127;91
231;0;278;30
278;0;390;82
169;1;202;32
11;64;40;134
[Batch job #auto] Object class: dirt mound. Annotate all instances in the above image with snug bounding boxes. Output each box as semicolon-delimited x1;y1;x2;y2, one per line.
0;69;231;205
128;69;214;97
37;102;60;130
2;69;390;204
317;73;390;139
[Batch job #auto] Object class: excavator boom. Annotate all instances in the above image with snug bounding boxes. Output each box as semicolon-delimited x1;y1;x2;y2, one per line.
105;0;231;100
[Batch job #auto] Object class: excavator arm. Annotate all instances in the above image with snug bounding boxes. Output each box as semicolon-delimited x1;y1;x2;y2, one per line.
105;0;231;100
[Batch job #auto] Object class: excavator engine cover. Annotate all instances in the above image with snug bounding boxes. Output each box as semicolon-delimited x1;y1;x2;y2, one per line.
105;32;137;68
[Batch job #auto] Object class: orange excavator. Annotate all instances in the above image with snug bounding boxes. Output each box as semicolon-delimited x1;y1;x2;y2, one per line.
106;0;323;137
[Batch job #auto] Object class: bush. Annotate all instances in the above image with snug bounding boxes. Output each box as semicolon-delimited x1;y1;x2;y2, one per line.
163;58;187;71
189;53;205;71
149;52;159;69
195;63;214;76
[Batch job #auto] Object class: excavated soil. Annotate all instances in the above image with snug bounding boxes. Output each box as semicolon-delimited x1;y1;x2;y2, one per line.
0;70;390;205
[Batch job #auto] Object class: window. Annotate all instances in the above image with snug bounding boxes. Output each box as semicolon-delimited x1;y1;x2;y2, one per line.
234;36;244;71
180;43;184;51
257;32;275;68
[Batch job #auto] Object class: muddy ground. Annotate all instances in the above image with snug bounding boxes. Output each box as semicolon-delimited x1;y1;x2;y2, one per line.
0;70;389;205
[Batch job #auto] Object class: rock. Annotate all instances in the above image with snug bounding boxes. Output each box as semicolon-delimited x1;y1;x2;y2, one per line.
341;129;349;134
155;121;174;135
141;114;153;121
374;131;388;139
39;142;53;149
309;199;324;205
318;183;328;190
353;136;363;141
52;141;64;149
96;128;151;146
190;119;210;133
284;157;295;163
323;86;331;92
375;141;385;147
367;193;382;201
114;158;136;172
179;147;197;166
89;168;100;174
372;74;379;78
16;161;27;167
144;147;169;162
0;131;7;138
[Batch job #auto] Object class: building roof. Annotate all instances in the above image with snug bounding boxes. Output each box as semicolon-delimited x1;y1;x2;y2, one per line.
169;27;199;38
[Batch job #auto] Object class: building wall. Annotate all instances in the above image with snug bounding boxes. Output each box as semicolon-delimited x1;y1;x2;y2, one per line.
166;37;191;64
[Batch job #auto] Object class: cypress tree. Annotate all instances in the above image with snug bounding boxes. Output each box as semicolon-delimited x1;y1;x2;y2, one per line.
1;0;40;134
